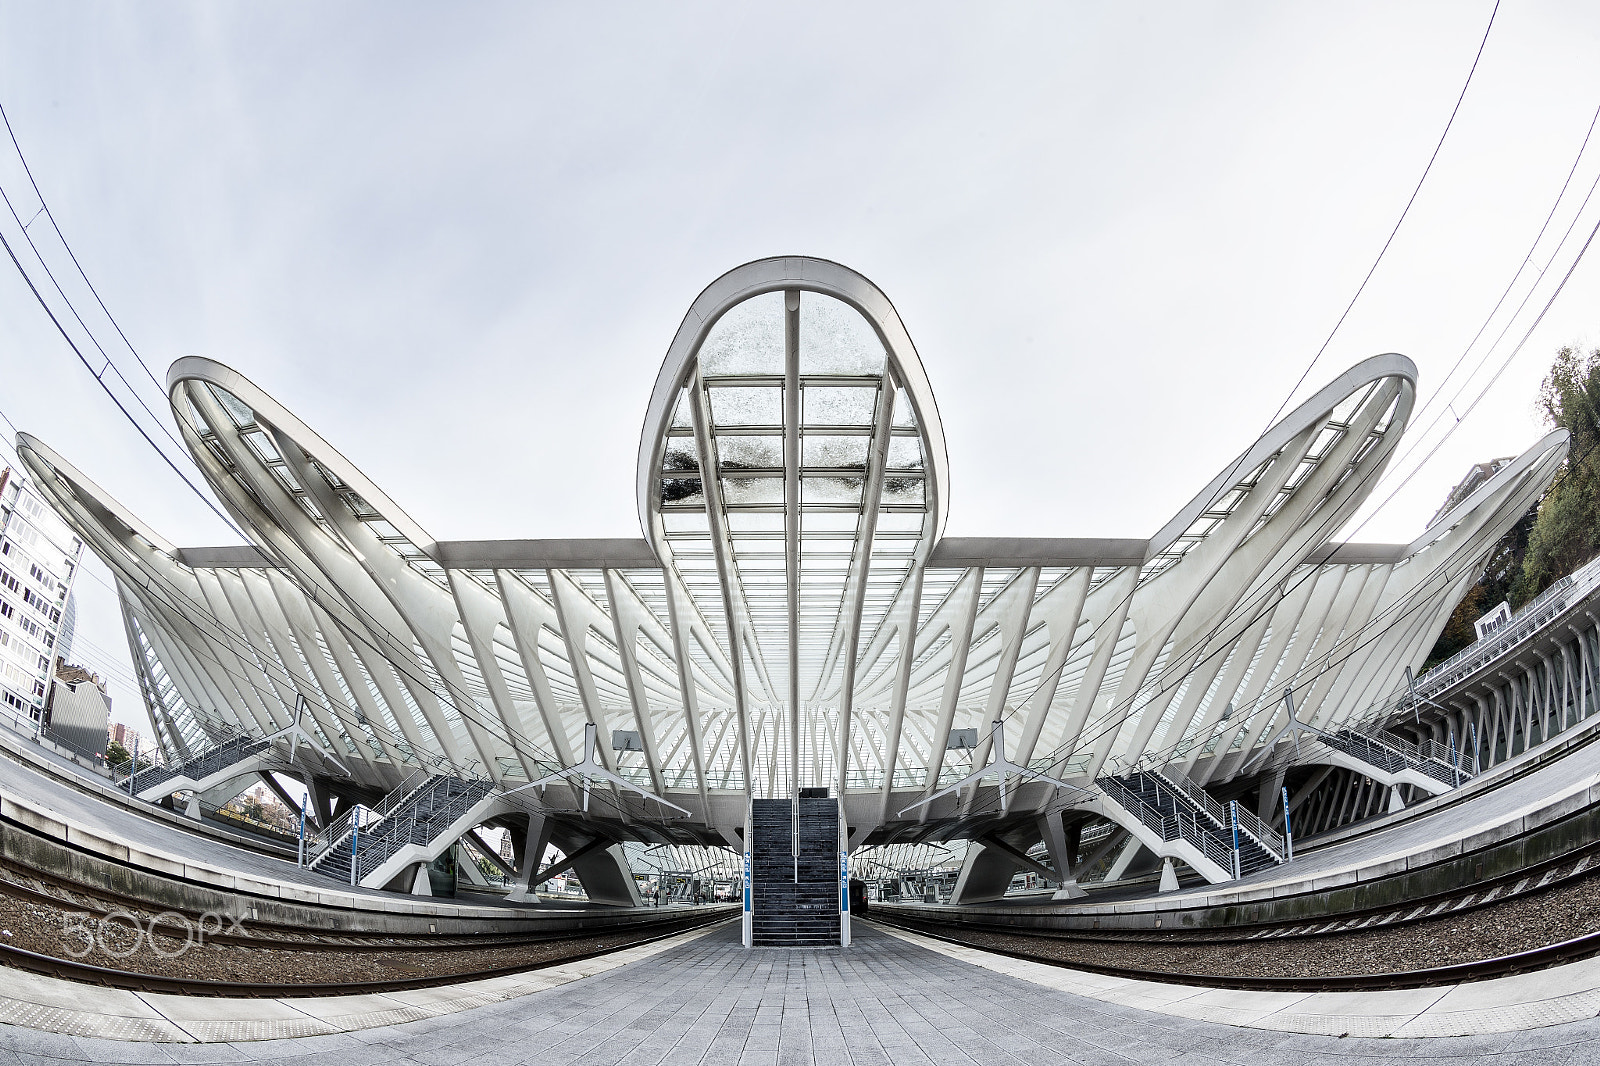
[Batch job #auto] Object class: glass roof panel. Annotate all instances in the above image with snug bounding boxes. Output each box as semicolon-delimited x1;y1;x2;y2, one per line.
207;384;256;428
721;477;784;506
670;388;694;428
804;385;878;427
709;386;782;427
881;476;925;506
700;292;785;377
891;387;917;428
887;437;923;470
661;477;704;507
803;435;870;470
717;436;783;471
663;438;699;474
798;292;886;375
726;512;785;532
803;476;865;505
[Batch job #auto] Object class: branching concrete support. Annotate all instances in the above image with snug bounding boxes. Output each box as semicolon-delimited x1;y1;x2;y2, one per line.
1103;836;1144;882
1257;768;1285;822
507;812;553;903
467;829;516;879
304;777;335;829
1077;827;1128;876
1036;812;1087;899
949;841;1025;905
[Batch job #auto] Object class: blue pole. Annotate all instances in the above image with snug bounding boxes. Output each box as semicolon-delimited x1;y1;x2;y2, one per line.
1281;785;1294;861
1229;800;1241;880
298;791;307;867
349;808;361;887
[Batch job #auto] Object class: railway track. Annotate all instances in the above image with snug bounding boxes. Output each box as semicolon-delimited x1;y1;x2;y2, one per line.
0;911;736;998
0;845;737;994
862;832;1600;989
864;911;1600;991
883;829;1600;946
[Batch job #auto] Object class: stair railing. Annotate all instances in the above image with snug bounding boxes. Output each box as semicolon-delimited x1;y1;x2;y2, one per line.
1097;777;1234;876
350;776;497;884
1230;802;1285;862
306;766;433;867
1147;766;1229;831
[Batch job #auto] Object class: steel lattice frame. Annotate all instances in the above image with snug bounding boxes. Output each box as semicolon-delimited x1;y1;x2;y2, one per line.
15;257;1569;849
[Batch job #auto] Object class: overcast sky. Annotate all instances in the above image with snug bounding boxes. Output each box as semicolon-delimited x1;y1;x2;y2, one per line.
1;2;1599;729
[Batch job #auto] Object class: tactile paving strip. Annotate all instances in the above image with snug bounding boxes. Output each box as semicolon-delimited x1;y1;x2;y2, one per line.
0;996;188;1041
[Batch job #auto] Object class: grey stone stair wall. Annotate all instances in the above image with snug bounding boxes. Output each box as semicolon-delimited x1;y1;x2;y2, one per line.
750;797;840;946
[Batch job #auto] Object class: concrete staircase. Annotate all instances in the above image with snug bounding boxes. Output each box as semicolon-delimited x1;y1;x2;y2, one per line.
751;795;840;946
1321;729;1465;791
127;735;272;801
309;774;497;887
1098;768;1283;879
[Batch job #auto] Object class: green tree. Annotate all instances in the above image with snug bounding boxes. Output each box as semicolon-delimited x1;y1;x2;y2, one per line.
104;739;131;766
1512;345;1600;605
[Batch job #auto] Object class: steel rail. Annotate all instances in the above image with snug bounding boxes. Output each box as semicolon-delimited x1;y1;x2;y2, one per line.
0;860;737;954
862;913;1600;992
873;823;1600;947
0;911;736;999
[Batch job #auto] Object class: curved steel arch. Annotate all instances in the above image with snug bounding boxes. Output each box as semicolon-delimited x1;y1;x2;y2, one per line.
8;260;1569;866
637;256;949;547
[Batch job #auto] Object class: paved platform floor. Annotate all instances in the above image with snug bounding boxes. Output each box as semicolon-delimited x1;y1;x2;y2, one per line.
5;924;1600;1064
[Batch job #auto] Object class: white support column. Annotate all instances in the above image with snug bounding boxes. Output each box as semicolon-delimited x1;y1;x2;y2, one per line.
507;811;552;903
1036;810;1087;899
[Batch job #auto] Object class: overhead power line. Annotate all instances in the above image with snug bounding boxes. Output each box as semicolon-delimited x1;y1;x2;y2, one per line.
1275;0;1502;418
0;101;166;394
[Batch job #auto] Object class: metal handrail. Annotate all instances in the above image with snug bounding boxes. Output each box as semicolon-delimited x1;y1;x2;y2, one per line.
1098;776;1234;875
350;776;496;883
1414;556;1600;698
1147;765;1284;865
1324;729;1462;785
1231;802;1285;862
1148;766;1229;829
307;766;433;867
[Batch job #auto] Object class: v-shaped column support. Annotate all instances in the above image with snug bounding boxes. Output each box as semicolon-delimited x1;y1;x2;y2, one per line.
265;694;351;776
1402;666;1450;724
1244;687;1330;772
898;719;1084;817
508;722;692;816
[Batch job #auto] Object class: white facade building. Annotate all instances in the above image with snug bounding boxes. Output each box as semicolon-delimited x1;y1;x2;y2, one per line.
0;468;83;726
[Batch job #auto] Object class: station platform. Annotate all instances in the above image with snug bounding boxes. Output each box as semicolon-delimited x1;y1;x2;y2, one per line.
906;710;1600;925
0;732;585;920
3;923;1600;1062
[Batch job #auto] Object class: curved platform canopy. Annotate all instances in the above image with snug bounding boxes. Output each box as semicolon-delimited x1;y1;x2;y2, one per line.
16;256;1570;846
